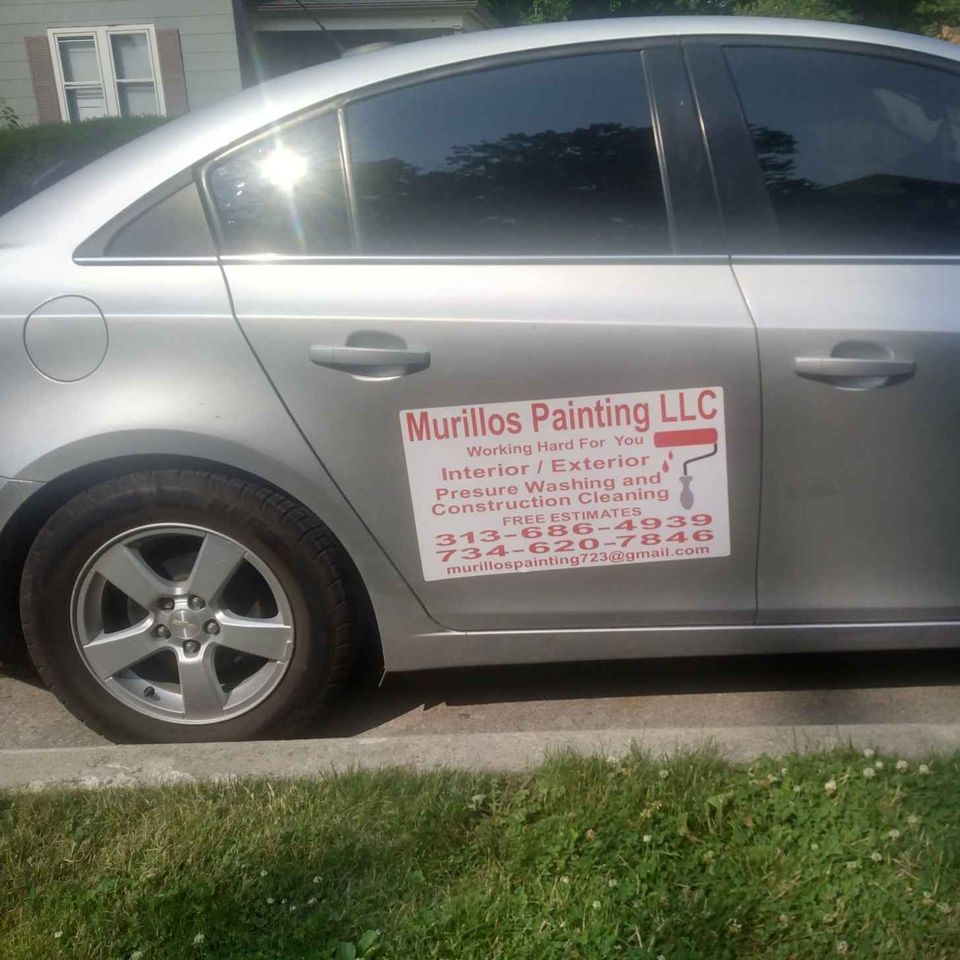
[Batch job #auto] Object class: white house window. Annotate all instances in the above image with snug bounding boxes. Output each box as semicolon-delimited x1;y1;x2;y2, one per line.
47;25;165;122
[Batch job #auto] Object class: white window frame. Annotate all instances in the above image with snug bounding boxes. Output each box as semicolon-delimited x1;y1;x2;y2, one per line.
47;24;166;122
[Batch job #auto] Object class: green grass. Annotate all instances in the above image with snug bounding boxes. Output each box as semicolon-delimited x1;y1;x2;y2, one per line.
2;749;958;959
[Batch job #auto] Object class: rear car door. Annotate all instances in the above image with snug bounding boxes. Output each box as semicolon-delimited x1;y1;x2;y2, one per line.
208;43;762;632
688;39;960;623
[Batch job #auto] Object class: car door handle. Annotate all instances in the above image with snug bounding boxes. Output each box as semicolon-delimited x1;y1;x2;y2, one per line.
309;345;431;374
794;357;915;384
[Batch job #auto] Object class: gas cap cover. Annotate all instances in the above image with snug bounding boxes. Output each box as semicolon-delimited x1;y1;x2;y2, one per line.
24;295;108;382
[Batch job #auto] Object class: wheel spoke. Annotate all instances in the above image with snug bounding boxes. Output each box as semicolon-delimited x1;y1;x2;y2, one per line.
186;533;247;605
94;543;170;610
83;621;157;679
216;614;294;663
177;648;226;718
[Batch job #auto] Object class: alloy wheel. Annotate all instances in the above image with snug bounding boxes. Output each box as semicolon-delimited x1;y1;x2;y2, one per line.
71;524;295;724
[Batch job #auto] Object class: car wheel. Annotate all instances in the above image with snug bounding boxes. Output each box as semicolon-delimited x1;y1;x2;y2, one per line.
20;470;354;743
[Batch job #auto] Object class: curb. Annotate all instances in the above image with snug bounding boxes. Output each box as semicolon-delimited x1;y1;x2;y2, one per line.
2;723;959;791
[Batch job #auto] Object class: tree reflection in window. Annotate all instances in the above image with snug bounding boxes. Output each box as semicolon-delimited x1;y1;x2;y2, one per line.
353;121;667;255
348;52;670;256
729;47;960;254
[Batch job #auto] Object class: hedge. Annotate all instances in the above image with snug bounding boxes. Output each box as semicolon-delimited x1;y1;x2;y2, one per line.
0;116;166;217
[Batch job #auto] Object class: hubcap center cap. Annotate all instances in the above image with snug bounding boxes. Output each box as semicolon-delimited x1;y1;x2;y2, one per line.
168;609;202;641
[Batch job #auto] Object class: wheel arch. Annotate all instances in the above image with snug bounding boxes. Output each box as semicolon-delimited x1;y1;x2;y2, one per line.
0;454;383;671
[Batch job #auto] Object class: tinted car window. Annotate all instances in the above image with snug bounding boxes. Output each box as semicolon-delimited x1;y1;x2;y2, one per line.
208;111;351;256
102;182;215;258
346;52;669;255
727;46;960;255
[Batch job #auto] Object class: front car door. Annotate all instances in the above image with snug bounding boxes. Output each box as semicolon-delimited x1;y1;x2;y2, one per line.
207;42;762;632
689;38;960;624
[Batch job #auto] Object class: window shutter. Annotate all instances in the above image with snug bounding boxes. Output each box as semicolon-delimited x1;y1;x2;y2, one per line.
156;29;189;117
25;36;62;124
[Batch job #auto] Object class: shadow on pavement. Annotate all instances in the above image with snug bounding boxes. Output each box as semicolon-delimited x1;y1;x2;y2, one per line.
314;648;960;738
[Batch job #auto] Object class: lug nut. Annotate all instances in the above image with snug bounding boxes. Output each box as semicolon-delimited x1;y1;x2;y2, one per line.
188;595;206;611
154;624;170;640
204;619;220;636
159;597;175;611
183;640;201;655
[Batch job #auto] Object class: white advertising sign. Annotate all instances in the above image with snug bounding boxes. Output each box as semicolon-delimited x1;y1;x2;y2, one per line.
400;387;730;581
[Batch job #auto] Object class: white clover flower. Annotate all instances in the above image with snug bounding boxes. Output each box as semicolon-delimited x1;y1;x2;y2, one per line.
811;842;819;851
592;900;602;910
907;815;921;826
657;955;666;960
192;934;205;946
658;769;669;780
793;785;802;793
259;869;267;877
874;760;884;770
130;952;143;960
781;767;788;776
939;903;952;914
307;897;317;906
863;748;875;759
728;920;742;933
824;779;838;795
923;891;934;901
871;851;882;862
53;932;63;940
267;897;274;905
608;878;618;888
560;876;570;884
643;834;652;843
289;905;297;913
896;760;908;772
888;829;901;841
836;941;849;956
312;875;321;884
863;767;876;779
607;756;618;765
919;764;931;775
778;914;790;925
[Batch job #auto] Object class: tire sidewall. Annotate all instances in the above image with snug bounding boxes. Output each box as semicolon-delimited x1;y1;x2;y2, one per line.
22;475;341;743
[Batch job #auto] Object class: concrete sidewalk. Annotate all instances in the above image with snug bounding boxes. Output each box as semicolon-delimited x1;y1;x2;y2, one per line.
3;723;958;791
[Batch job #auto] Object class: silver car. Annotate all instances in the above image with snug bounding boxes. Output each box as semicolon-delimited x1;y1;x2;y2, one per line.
2;16;959;742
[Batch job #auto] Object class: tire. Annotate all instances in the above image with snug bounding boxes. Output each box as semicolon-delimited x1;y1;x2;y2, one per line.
20;470;354;743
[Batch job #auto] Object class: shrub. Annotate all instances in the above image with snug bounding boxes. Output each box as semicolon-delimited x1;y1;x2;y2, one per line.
0;115;166;216
0;97;19;131
734;0;858;19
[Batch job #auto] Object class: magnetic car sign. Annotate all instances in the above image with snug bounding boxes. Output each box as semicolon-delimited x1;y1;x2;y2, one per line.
400;387;730;581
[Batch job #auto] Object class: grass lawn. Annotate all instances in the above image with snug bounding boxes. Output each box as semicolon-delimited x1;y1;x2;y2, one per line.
2;749;958;960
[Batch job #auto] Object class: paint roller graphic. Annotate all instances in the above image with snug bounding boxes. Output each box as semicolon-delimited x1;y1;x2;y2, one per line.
653;428;719;510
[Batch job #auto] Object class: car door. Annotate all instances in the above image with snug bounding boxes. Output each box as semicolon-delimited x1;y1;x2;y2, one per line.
208;44;762;632
688;39;960;624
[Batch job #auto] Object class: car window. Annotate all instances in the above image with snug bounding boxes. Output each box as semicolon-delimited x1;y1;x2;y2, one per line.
207;110;351;256
345;52;670;256
102;182;215;258
726;46;960;255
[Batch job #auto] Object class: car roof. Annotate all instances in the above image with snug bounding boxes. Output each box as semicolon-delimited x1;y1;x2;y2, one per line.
3;16;959;248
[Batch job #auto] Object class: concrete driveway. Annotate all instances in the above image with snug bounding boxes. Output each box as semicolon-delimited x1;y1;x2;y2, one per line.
3;643;960;749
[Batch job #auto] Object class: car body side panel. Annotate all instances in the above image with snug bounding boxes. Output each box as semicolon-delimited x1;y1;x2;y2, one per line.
225;261;762;632
735;263;960;622
0;250;441;654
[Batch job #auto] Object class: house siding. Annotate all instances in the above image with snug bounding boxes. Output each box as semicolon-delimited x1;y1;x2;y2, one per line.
0;0;241;125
